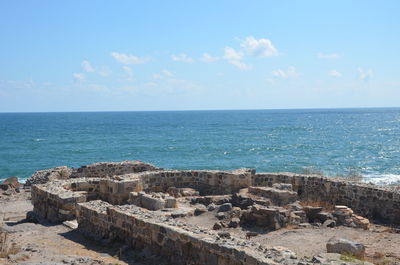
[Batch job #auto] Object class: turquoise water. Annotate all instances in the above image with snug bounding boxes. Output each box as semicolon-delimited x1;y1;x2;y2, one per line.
1;108;400;184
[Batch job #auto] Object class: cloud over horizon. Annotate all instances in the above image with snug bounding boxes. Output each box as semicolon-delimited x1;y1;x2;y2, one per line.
271;66;298;79
171;53;193;63
111;52;150;64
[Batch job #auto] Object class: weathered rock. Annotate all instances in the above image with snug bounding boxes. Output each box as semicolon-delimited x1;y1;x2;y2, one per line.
2;176;21;188
315;211;331;222
140;194;166;210
207;203;216;211
216;212;225;220
352;215;370;230
326;237;365;258
323;219;336;228
241;205;289;230
213;222;222;230
228;217;240;228
304;206;323;222
217;231;231;239
194;204;207;216
248;186;297;206
218;203;232;212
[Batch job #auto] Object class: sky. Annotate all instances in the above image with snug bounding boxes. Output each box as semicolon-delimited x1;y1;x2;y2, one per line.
0;0;399;112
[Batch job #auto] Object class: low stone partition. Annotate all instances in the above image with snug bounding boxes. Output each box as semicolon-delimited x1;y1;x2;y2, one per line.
253;173;400;225
76;200;303;265
31;178;101;222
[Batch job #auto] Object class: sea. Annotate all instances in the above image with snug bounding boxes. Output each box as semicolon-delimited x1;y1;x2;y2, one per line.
0;108;399;185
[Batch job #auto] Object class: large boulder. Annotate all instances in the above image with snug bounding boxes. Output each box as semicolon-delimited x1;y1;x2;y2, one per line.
326;237;365;258
2;176;21;188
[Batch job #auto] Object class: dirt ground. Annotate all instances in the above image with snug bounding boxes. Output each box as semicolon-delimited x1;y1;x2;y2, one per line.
179;207;400;265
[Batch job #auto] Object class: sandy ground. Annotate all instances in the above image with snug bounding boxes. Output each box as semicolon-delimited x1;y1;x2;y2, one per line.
180;207;400;265
0;189;167;265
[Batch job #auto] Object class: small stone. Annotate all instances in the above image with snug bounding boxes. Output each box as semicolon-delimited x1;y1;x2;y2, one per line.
194;205;207;216
213;222;222;230
229;218;240;228
218;203;232;212
217;231;231;239
216;212;225;220
323;219;336;228
207;203;216;211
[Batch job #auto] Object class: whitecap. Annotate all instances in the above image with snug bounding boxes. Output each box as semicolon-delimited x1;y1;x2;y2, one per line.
33;138;45;142
363;174;400;185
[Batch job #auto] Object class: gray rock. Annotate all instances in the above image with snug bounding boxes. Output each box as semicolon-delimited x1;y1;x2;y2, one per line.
213;222;222;230
216;212;225;220
229;217;240;228
217;231;231;238
326;236;365;258
218;203;232;212
207;203;216;211
304;206;323;222
194;205;207;216
323;219;336;228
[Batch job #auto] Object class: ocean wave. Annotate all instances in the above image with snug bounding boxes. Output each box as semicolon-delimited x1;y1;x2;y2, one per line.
363;174;400;185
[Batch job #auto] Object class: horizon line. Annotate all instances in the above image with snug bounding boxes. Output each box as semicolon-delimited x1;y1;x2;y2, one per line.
1;106;400;114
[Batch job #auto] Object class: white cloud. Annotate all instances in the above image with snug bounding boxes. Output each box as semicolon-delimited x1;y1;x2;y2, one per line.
358;68;372;81
73;73;85;81
111;52;150;64
271;66;298;79
328;70;342;77
223;47;250;70
171;53;193;63
201;53;219;62
81;60;95;72
240;36;279;57
318;53;339;59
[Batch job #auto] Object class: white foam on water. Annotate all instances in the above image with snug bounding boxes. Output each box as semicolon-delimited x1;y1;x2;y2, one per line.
363;173;400;185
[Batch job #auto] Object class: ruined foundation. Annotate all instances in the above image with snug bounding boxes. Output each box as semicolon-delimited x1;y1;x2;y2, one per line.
30;160;400;264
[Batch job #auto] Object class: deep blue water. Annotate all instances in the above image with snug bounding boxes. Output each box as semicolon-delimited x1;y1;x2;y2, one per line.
1;108;400;184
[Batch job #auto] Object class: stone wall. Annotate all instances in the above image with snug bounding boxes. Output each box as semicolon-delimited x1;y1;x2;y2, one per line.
31;178;101;222
253;173;400;224
70;160;161;178
76;200;302;265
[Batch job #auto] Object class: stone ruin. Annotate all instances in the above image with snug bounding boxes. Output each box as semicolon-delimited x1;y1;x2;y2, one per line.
28;160;400;265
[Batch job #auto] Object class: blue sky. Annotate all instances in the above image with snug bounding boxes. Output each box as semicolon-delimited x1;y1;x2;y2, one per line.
0;0;399;112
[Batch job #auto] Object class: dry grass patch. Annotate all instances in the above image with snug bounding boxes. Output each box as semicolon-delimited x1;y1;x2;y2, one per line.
0;231;20;258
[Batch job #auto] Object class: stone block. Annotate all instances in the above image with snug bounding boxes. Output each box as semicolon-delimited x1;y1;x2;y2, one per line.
141;194;165;210
326;237;365;258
